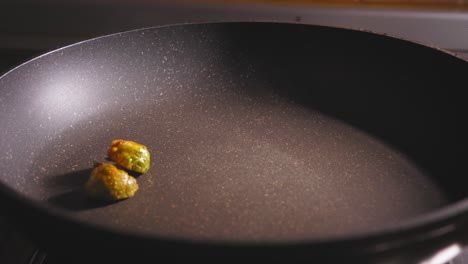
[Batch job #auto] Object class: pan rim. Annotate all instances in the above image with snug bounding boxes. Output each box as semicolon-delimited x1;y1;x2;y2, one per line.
0;20;466;82
1;20;467;252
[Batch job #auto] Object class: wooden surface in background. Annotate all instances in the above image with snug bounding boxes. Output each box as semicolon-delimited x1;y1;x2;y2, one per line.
197;0;468;10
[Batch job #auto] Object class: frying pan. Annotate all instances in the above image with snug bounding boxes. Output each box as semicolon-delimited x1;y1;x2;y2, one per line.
1;22;468;263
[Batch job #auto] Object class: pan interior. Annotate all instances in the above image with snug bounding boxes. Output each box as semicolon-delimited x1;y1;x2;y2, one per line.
1;23;466;242
32;96;447;241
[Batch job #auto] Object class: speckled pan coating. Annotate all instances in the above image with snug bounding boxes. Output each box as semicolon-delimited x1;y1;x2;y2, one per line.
1;22;467;243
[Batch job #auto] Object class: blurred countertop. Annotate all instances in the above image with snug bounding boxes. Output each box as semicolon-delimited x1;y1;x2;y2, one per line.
0;1;467;57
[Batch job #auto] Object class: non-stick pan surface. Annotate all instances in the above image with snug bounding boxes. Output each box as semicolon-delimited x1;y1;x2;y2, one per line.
1;22;468;262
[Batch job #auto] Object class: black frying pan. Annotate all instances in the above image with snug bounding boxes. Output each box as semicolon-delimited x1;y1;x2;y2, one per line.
1;22;468;263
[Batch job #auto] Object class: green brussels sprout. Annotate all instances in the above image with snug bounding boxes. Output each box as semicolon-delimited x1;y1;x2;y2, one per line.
85;163;138;201
108;139;150;174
